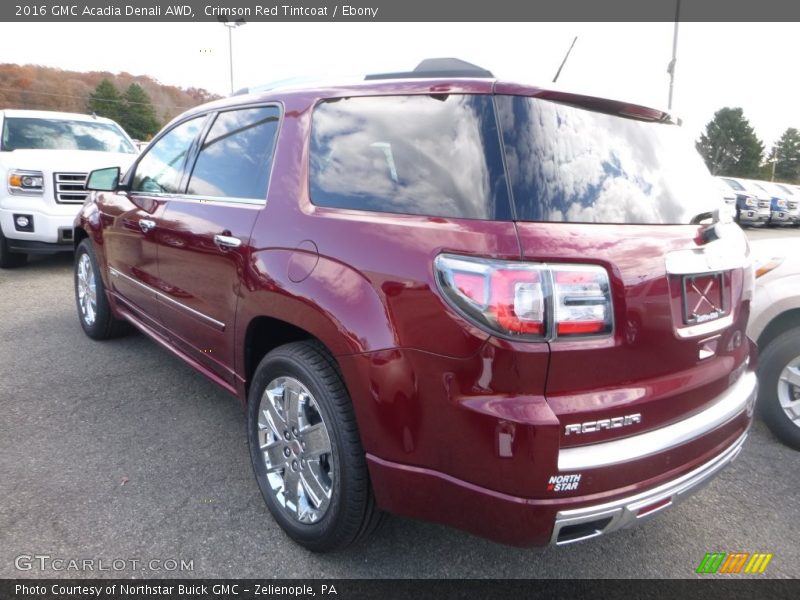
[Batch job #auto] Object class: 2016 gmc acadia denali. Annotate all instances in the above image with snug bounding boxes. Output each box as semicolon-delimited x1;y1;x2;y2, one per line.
73;59;758;551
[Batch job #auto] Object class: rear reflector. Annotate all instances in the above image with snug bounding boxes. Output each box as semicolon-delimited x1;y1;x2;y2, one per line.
636;497;672;518
434;254;613;341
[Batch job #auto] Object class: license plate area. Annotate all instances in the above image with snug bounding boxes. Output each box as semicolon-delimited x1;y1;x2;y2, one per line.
682;272;726;325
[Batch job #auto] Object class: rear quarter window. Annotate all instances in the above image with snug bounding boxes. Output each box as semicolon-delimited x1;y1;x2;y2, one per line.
309;94;511;220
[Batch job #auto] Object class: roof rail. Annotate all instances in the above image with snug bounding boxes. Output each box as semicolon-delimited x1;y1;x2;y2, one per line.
365;58;494;80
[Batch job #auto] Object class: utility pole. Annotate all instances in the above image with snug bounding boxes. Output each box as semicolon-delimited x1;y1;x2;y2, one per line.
667;0;681;110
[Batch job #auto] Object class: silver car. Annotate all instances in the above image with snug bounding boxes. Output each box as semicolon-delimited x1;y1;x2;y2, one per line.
748;238;800;449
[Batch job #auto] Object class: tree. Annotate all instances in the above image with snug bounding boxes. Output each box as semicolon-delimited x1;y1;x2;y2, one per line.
120;83;160;140
771;127;800;183
696;108;764;178
87;79;123;122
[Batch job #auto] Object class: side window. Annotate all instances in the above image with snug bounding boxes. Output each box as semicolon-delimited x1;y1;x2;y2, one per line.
309;95;511;220
186;106;281;200
132;116;206;194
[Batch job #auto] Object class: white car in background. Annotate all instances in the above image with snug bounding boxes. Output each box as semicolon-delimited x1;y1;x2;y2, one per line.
0;109;137;268
748;238;800;450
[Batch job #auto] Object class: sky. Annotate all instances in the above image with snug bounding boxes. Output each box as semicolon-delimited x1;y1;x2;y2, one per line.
1;21;798;148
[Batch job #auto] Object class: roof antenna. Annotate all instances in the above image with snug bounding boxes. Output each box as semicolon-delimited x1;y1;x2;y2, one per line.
552;36;578;83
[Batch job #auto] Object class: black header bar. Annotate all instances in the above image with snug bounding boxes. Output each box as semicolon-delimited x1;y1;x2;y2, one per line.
2;0;800;22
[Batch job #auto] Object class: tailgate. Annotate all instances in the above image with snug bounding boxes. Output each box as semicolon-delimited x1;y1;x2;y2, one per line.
514;221;751;448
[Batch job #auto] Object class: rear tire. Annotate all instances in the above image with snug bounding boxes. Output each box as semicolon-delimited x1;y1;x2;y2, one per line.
74;239;127;340
758;328;800;451
247;340;385;552
0;228;27;268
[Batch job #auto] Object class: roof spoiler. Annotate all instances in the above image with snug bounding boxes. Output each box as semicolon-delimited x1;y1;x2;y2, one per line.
365;58;494;80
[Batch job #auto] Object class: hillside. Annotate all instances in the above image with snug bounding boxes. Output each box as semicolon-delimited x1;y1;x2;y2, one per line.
0;63;219;129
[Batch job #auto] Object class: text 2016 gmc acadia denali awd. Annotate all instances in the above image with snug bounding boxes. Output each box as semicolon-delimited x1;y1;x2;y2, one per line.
73;59;758;551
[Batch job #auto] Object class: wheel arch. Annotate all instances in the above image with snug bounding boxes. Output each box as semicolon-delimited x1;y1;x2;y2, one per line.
757;308;800;351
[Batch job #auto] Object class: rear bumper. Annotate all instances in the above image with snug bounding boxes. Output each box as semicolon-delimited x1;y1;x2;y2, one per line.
366;369;756;547
559;370;757;471
551;430;748;545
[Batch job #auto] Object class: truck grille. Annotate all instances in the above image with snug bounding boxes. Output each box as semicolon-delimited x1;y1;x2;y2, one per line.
758;200;770;208
54;172;89;204
789;201;798;210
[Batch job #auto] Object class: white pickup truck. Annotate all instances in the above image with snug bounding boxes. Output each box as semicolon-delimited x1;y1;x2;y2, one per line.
0;109;138;267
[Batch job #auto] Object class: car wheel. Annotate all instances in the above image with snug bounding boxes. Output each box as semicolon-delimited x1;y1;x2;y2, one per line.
0;228;27;268
247;341;385;552
758;328;800;451
74;239;127;339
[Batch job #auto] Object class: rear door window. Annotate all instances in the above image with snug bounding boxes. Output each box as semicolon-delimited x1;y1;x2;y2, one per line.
309;94;511;220
186;106;281;201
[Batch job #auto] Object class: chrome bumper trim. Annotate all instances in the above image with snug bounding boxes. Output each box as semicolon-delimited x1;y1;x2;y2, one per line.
558;370;757;471
551;431;748;545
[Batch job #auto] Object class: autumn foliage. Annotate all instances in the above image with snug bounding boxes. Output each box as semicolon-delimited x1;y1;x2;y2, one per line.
0;63;219;137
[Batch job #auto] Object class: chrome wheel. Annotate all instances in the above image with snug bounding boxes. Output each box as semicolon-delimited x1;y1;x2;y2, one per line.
257;376;333;524
778;356;800;427
76;253;97;326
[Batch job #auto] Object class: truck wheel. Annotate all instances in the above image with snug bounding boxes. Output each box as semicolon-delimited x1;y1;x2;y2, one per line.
0;228;27;268
74;239;127;339
247;341;385;552
758;328;800;451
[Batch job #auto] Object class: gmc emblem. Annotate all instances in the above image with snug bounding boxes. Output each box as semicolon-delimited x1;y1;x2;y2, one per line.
564;413;642;435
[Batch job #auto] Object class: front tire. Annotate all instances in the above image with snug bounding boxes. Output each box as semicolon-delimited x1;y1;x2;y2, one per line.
758;328;800;450
0;228;27;268
74;239;127;339
247;341;384;552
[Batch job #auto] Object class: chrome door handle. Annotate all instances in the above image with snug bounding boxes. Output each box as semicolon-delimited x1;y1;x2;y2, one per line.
214;234;242;249
139;219;156;233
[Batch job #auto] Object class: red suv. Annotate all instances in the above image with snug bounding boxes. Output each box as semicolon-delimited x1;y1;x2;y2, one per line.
74;59;758;551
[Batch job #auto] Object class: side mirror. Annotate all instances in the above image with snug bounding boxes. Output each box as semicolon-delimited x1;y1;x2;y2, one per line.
86;167;120;191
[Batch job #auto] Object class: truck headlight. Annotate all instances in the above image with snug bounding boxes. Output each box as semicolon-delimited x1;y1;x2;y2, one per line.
8;170;44;194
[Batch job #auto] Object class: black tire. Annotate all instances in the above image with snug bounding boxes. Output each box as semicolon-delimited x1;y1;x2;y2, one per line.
758;328;800;451
74;239;127;340
247;340;385;552
0;228;27;268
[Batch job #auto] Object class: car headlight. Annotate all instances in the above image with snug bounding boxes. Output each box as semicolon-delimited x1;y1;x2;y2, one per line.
742;195;756;207
8;170;44;195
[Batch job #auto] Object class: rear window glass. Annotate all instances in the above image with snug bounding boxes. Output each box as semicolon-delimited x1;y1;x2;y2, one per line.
496;95;722;224
309;95;511;220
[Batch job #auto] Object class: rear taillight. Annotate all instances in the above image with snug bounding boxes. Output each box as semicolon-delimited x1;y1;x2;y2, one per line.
434;254;613;341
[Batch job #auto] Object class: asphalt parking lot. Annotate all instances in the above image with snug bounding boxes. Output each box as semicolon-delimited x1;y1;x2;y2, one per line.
1;226;799;580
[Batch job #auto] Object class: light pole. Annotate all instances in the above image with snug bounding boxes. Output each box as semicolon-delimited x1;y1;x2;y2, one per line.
219;17;246;95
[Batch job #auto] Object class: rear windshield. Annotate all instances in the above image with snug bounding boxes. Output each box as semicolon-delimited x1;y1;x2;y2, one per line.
309;94;721;224
1;117;136;153
496;95;720;224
